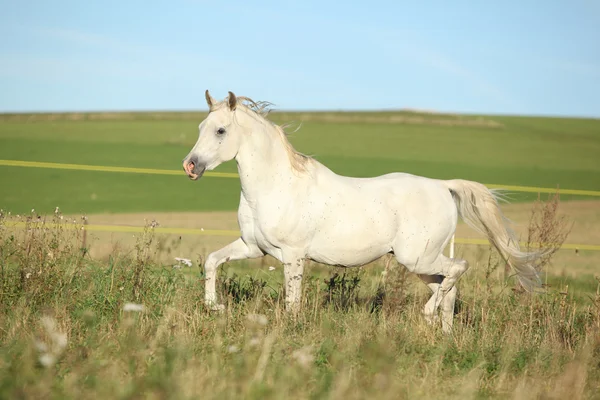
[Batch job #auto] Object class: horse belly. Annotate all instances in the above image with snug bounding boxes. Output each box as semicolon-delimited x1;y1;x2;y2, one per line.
308;244;390;267
306;215;396;267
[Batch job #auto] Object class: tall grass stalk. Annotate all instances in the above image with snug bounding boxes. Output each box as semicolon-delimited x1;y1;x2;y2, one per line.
0;202;598;399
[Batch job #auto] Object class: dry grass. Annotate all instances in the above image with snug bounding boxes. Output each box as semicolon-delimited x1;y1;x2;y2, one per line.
70;200;600;277
1;204;600;399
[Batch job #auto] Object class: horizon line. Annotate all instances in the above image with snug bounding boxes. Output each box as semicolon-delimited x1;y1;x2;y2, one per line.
0;108;599;120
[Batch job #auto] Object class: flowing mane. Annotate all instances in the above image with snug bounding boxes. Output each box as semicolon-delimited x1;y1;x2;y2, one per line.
209;96;312;173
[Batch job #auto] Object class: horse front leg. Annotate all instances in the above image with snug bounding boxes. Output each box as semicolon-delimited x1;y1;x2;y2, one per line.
204;238;264;310
283;255;305;313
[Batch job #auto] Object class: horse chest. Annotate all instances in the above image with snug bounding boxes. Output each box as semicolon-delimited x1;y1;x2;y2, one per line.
242;204;312;259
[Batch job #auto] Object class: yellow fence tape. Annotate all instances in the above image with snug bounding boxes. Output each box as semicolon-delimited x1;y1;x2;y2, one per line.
0;159;238;179
5;221;600;252
453;237;600;252
1;159;600;196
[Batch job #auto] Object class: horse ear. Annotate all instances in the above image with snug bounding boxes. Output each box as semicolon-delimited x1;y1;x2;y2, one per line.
205;90;215;110
228;91;237;111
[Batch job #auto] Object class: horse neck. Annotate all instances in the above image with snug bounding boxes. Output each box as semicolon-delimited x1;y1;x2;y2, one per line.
235;123;298;203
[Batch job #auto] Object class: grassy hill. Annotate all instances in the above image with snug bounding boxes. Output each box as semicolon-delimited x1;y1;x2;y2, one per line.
0;110;598;214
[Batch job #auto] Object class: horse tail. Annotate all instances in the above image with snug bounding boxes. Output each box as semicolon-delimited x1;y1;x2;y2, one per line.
444;179;543;291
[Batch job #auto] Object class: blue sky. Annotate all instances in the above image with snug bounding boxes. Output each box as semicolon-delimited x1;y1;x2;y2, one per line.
1;0;599;116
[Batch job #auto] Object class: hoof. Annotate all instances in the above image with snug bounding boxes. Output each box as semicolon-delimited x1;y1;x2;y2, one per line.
205;302;225;312
442;325;453;334
441;318;454;334
423;312;440;326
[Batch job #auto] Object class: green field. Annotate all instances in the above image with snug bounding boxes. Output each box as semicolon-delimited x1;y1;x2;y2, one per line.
2;111;600;398
1;111;599;215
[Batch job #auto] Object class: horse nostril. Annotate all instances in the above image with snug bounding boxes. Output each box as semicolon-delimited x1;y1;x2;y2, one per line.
187;162;195;173
183;155;201;178
187;156;199;170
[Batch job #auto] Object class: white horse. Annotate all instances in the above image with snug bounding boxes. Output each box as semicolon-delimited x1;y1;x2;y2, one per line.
183;91;543;332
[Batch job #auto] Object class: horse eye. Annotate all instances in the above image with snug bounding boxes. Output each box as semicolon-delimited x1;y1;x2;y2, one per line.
217;127;226;135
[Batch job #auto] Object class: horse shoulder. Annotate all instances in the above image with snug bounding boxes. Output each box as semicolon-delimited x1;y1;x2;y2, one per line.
237;193;260;244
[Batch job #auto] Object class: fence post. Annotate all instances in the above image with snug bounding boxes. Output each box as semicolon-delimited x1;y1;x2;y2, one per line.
82;218;88;251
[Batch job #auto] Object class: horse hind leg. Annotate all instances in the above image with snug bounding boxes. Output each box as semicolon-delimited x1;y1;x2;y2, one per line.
406;253;468;332
417;274;458;332
434;255;469;306
417;274;443;324
433;255;468;332
394;241;468;332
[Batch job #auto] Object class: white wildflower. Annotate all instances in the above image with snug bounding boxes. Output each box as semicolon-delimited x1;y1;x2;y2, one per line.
268;266;276;271
174;257;193;267
54;333;68;349
35;315;68;368
123;303;145;312
39;353;56;367
227;345;240;353
34;340;48;353
40;316;68;351
248;337;261;348
246;313;268;326
40;316;57;333
200;228;204;231
292;345;314;368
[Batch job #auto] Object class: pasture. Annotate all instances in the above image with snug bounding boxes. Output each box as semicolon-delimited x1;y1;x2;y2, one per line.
1;110;600;398
1;111;599;214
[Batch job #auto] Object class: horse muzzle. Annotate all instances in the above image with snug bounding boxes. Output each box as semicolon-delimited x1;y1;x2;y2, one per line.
183;156;206;181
